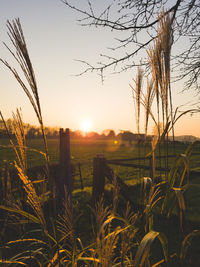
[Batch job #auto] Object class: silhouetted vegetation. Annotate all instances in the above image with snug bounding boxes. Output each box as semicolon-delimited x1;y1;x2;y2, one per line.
0;11;200;267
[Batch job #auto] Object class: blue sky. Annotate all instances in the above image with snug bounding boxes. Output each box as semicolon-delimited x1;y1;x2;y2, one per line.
0;0;200;137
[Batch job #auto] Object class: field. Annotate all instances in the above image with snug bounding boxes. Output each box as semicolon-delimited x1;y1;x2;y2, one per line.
1;137;200;191
1;137;200;265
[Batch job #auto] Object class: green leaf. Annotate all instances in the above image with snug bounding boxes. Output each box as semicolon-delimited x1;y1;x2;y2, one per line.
180;230;200;260
134;231;168;267
0;205;40;224
0;259;28;266
159;121;170;142
78;257;100;263
7;238;47;246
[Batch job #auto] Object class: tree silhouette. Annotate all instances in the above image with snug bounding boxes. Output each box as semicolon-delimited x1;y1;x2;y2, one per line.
62;0;200;91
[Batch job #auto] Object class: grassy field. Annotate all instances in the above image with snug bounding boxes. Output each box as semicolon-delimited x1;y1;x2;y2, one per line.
1;137;200;222
1;137;200;190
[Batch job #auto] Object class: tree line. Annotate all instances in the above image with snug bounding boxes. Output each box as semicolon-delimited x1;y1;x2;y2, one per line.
0;118;148;142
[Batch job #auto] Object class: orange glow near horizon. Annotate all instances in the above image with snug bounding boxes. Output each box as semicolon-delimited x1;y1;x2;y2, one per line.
80;119;92;135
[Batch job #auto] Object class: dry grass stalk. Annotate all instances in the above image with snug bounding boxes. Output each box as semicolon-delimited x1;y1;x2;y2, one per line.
147;10;173;130
94;197;110;237
144;78;155;138
15;162;46;230
0;19;50;187
95;218;121;267
151;124;162;180
147;42;162;172
130;67;144;135
173;187;186;232
130;67;144;177
147;11;174;177
1;19;43;130
1;111;46;230
158;11;174;169
159;11;175;147
91;197;119;266
158;11;173;95
120;202;138;265
0;161;12;202
147;39;166;128
12;109;27;173
144;185;162;233
0;111;24;171
144;78;156;174
57;194;75;251
112;172;119;215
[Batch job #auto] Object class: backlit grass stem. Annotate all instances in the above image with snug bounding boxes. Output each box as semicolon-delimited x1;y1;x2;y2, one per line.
0;19;51;189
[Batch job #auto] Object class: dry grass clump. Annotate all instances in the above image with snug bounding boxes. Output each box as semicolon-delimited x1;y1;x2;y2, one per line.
0;110;47;231
14;163;47;229
147;11;173;127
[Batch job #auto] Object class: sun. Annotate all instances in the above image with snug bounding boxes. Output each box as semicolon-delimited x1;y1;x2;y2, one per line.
80;119;92;135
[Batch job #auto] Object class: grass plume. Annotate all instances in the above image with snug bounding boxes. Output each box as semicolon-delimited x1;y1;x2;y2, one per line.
12;109;27;173
144;78;155;139
130;67;144;136
0;19;50;187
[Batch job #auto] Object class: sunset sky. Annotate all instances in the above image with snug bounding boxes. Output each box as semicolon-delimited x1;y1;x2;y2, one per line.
1;0;200;137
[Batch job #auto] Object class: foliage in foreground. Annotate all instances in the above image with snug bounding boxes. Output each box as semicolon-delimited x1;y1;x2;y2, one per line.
0;11;200;267
1;145;200;266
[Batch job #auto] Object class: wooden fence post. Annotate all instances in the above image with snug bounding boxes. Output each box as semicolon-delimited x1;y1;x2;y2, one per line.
92;154;106;201
58;128;72;209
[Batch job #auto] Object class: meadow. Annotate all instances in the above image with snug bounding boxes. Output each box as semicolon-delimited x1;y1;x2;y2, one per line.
1;137;200;190
1;136;200;266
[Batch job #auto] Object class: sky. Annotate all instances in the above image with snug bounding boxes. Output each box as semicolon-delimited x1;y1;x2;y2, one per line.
0;0;200;137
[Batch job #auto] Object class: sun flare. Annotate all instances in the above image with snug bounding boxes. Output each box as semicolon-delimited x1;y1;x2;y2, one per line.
80;119;92;135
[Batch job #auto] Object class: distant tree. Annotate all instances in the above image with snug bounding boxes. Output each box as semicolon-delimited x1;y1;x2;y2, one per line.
26;126;40;138
71;130;83;139
0;125;7;137
0;118;13;137
52;129;59;138
119;130;136;145
63;0;200;91
102;129;115;138
85;131;100;139
5;119;13;133
107;129;115;138
0;119;5;137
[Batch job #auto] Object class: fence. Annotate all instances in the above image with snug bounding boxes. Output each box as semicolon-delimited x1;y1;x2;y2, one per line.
92;153;200;201
2;129;200;207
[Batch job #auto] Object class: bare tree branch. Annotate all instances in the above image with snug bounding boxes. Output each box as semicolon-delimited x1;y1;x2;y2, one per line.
62;0;200;91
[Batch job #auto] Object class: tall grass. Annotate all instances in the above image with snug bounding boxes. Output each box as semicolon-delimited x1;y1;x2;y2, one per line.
130;67;144;177
0;12;200;267
0;19;51;189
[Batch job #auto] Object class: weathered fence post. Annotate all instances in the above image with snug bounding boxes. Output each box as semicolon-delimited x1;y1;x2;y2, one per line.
58;128;72;209
92;154;106;201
